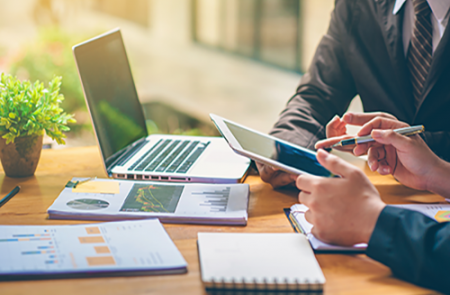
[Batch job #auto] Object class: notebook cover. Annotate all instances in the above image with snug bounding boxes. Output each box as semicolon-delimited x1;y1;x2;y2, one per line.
197;232;325;291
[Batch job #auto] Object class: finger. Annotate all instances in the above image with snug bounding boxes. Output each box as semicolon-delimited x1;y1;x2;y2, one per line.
326;115;347;138
268;171;296;188
257;164;277;183
298;191;311;207
316;149;358;177
296;174;319;192
357;117;409;137
375;145;396;175
353;142;372;156
258;164;295;188
331;145;357;153
310;226;325;242
256;162;278;173
327;115;341;129
371;129;413;152
304;209;314;224
315;134;353;149
367;146;385;171
384;144;398;174
367;145;385;161
343;112;397;126
377;160;392;175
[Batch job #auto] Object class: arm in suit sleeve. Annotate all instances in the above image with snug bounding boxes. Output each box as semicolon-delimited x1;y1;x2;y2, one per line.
270;0;358;149
421;132;450;162
366;206;450;293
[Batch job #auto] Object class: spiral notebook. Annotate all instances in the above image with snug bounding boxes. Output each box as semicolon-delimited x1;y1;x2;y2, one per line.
197;232;325;292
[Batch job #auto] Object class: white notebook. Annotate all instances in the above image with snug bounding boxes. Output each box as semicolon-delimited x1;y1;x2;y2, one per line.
197;232;325;291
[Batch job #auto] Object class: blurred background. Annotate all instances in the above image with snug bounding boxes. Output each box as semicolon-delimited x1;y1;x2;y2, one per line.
0;0;361;148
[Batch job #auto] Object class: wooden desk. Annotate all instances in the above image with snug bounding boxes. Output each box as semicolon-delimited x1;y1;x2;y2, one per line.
0;147;440;295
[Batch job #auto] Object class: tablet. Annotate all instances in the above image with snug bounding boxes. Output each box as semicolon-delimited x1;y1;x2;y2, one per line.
210;114;333;177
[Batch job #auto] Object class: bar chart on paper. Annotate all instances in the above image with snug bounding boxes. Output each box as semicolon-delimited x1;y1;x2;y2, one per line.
0;220;187;278
197;187;230;212
173;186;233;215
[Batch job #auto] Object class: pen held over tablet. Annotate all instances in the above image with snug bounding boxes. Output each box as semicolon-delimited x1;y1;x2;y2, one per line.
332;125;425;148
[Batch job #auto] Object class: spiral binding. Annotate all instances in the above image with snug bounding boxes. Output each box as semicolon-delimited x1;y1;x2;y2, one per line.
206;276;323;294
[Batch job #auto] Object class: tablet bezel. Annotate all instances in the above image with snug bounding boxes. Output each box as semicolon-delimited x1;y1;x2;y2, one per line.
210;113;331;176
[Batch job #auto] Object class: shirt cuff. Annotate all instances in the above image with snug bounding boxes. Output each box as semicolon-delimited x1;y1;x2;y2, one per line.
366;206;405;265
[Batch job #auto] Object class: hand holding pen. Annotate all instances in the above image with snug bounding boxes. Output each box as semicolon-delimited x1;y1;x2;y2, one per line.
314;115;434;191
331;125;424;148
315;112;403;154
315;113;424;155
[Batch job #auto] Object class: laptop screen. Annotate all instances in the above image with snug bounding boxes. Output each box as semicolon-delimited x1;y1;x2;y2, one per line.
73;30;148;168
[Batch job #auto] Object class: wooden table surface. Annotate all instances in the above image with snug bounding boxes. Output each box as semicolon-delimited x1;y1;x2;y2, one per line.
0;146;441;295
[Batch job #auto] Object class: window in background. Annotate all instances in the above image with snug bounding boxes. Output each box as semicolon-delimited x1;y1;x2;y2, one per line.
93;0;150;27
193;0;302;73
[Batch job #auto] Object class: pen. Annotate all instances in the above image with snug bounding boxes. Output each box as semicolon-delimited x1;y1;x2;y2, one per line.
332;125;425;148
0;186;20;208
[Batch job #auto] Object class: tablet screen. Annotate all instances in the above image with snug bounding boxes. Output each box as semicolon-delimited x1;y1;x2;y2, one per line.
224;121;332;177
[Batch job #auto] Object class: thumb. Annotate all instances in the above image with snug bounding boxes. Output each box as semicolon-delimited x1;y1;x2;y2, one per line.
316;149;358;177
371;129;412;151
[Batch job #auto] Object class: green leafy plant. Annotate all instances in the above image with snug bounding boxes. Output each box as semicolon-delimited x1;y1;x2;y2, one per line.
0;73;76;144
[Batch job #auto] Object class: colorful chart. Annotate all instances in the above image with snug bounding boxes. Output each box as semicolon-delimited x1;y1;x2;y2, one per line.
0;220;187;276
67;199;109;210
120;184;183;213
435;211;450;222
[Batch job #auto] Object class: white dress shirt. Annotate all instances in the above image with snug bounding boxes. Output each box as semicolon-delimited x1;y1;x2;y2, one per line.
393;0;450;55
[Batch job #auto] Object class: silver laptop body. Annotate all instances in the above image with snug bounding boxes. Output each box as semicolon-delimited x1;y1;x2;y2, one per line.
73;29;250;183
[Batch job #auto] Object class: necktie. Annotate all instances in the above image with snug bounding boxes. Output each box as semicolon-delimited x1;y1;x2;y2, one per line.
407;0;433;106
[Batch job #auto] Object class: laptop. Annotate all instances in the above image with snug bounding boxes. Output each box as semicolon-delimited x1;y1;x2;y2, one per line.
73;29;250;183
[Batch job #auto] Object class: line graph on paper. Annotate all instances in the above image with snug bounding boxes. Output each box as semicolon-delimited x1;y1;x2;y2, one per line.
120;184;184;213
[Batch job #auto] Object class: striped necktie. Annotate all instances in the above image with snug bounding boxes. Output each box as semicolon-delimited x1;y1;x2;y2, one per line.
407;0;433;106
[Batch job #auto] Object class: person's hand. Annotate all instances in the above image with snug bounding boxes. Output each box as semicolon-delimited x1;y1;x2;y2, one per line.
256;162;295;188
315;112;398;156
361;117;444;192
295;150;385;246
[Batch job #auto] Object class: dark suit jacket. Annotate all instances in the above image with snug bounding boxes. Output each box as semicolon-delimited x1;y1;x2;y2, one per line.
367;206;450;294
271;0;450;160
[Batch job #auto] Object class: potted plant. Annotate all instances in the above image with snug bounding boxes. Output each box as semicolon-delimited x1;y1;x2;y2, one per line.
0;73;76;177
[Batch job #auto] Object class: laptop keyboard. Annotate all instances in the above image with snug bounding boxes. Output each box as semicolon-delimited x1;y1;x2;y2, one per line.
128;139;210;174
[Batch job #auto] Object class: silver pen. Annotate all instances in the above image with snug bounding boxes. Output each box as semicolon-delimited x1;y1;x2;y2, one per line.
332;125;425;148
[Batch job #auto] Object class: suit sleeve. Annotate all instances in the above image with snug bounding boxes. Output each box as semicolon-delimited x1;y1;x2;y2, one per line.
421;132;450;162
366;206;450;294
270;0;357;149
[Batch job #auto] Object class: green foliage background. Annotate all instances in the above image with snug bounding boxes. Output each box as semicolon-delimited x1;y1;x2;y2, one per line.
0;74;76;144
8;27;87;132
